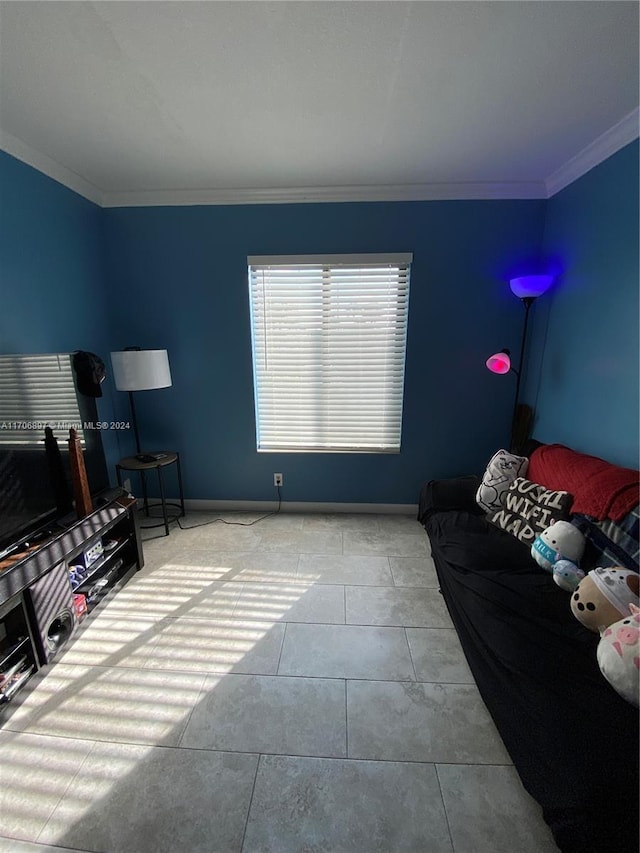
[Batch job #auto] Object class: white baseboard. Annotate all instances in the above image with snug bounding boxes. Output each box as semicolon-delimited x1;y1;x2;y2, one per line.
146;498;418;515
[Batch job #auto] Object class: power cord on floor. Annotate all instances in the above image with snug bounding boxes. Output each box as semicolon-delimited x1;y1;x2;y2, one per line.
175;485;282;530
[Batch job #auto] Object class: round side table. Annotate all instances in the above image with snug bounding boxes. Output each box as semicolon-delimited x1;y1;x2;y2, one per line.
115;452;185;536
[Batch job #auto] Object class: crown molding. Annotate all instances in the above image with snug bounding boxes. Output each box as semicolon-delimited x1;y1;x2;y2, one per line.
1;131;545;205
0;129;103;206
545;107;640;198
101;181;546;207
3;110;638;208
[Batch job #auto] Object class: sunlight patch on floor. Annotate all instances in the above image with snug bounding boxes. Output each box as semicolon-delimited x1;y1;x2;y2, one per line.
0;734;95;839
0;549;314;844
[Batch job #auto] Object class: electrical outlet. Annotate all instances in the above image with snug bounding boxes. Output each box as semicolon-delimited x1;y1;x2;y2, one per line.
274;473;283;487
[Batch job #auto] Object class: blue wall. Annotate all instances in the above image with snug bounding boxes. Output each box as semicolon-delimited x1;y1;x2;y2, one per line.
102;200;545;502
0;151;119;465
523;140;639;469
0;152;108;354
5;137;637;503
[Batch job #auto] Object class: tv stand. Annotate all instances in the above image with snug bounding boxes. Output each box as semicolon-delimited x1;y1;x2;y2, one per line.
0;491;143;709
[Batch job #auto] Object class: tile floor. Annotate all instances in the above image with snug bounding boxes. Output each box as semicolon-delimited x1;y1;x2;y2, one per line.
0;511;559;853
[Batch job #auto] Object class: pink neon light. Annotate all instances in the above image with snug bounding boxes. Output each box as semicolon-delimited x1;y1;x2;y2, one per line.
486;352;511;374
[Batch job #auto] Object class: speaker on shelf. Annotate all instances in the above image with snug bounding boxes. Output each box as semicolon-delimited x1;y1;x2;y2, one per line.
26;560;77;664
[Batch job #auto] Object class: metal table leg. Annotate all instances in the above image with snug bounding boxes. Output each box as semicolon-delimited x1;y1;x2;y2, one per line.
140;471;150;516
175;452;186;517
157;465;169;536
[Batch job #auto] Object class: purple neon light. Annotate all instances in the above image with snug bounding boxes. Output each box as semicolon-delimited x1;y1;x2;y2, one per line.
509;275;553;298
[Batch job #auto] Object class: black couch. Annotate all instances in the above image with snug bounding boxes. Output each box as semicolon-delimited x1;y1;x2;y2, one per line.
418;472;639;853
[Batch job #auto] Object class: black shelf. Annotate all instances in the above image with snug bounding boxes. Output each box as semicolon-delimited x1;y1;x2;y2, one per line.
76;559;123;607
0;494;143;708
69;538;129;593
1;664;35;704
0;635;30;671
0;498;142;605
0;596;38;708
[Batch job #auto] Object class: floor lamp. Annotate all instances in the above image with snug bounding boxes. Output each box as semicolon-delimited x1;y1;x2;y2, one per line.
110;348;172;459
486;275;553;451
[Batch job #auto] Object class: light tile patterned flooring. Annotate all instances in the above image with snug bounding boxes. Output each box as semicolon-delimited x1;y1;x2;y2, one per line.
0;512;558;853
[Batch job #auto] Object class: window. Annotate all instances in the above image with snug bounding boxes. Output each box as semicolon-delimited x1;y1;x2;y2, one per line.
248;253;412;452
0;353;86;447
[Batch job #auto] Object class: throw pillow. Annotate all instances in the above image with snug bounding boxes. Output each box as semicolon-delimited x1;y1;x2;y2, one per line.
476;449;529;513
489;477;573;546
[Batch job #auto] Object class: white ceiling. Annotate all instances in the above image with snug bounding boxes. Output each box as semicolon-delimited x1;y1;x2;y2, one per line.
0;1;638;206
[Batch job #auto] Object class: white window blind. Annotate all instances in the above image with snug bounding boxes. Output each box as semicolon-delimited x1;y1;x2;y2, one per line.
248;253;412;452
0;353;85;446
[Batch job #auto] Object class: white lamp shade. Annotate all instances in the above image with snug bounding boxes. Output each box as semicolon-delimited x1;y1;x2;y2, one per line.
110;350;172;391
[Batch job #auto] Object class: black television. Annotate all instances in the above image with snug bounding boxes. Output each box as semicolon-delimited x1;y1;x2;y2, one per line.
0;353;110;555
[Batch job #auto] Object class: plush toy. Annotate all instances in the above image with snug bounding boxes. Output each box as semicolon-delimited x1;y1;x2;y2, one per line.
531;520;586;572
571;567;640;633
597;603;640;706
552;559;585;592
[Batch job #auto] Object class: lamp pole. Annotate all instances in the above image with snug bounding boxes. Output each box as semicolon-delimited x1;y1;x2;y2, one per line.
487;275;553;453
128;390;141;455
510;296;534;451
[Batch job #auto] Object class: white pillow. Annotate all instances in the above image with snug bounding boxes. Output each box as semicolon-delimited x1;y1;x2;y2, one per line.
476;449;529;513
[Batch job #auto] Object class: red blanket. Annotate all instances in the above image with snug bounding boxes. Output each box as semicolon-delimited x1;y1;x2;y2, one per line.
527;444;639;521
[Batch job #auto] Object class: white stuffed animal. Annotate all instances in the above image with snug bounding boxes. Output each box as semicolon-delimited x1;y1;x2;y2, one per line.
531;520;586;593
531;520;585;571
597;603;640;706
